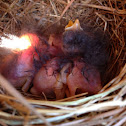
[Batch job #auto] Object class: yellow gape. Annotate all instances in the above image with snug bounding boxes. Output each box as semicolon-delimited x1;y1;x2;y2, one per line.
65;19;83;31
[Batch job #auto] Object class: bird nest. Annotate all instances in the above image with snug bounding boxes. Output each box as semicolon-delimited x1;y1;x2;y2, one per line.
0;0;126;126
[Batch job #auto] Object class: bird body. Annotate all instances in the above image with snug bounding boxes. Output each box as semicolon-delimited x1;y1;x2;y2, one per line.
0;33;41;92
66;60;102;97
0;50;35;92
30;57;68;99
62;20;109;72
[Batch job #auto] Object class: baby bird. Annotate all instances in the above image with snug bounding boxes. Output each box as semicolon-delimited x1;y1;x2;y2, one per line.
62;19;109;72
61;19;109;96
30;57;70;99
0;33;53;92
30;30;70;99
0;33;40;91
66;60;102;97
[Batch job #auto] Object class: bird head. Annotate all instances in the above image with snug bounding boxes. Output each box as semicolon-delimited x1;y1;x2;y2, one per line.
62;19;87;57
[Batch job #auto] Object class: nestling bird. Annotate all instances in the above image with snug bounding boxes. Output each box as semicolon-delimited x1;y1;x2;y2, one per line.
30;57;70;99
0;33;55;92
66;60;102;97
62;19;109;96
30;30;70;99
62;19;109;72
0;33;41;91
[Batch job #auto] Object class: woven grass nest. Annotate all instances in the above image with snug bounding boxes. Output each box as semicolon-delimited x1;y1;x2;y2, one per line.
0;0;126;126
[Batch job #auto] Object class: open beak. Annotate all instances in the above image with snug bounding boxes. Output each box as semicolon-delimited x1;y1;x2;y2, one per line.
65;19;83;31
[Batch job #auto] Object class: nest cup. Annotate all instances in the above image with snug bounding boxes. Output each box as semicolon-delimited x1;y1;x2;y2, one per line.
0;0;126;126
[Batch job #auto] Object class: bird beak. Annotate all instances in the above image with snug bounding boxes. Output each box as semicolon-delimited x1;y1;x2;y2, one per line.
65;19;83;31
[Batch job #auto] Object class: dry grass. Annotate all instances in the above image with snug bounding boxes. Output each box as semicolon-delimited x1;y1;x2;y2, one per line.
0;0;126;126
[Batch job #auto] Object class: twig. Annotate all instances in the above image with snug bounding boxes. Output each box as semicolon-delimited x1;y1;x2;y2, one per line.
42;0;75;32
75;3;126;15
49;0;58;16
58;0;75;21
95;12;107;31
114;116;126;126
0;121;8;126
0;74;52;126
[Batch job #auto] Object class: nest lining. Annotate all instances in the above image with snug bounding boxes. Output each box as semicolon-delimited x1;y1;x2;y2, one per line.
0;0;126;126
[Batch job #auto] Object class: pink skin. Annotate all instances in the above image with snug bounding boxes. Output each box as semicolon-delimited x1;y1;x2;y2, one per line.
66;61;102;97
0;33;40;92
48;34;64;57
31;59;102;99
30;57;67;99
48;34;62;48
